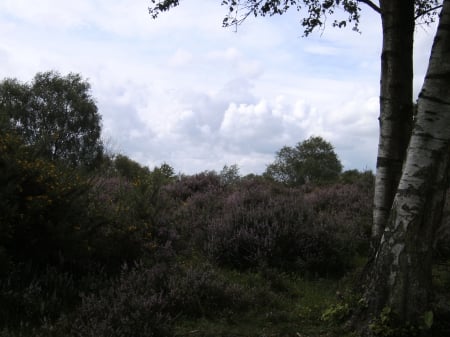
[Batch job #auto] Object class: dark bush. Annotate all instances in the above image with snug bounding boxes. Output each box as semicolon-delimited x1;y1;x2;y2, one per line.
71;263;174;337
70;261;258;336
0;265;77;328
304;182;373;255
203;179;350;275
164;174;372;276
0;132;96;271
167;263;253;317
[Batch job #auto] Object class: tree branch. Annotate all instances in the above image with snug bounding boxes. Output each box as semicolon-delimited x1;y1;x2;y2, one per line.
358;0;381;15
415;4;443;20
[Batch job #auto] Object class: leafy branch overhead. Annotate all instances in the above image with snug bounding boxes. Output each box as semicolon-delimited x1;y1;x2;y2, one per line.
150;0;364;35
150;0;441;35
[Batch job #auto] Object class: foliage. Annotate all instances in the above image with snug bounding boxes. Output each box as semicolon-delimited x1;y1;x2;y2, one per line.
85;159;176;269
219;164;241;186
264;136;343;186
304;180;373;255
0;132;93;270
204;180;315;271
0;265;78;328
149;0;442;32
69;261;264;337
165;173;371;276
0;71;103;168
321;303;351;322
150;0;363;35
113;154;151;180
71;263;174;337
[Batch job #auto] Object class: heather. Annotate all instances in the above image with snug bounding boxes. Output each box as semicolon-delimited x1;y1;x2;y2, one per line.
0;131;374;336
1;74;449;336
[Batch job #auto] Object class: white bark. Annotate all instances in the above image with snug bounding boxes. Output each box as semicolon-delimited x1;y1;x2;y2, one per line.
372;1;414;244
364;1;450;328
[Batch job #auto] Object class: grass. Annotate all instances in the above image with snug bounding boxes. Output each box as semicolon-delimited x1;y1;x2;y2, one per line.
173;267;352;337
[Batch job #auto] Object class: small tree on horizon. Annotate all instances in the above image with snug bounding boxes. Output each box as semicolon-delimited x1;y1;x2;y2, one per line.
265;136;342;186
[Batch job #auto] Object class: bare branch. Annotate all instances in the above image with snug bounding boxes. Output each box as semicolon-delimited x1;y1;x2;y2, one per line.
357;0;381;14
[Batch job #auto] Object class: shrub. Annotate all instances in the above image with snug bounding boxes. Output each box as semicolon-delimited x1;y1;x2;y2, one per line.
167;263;253;317
70;261;255;337
0;265;78;328
304;182;373;256
0;132;94;270
203;179;350;275
165;175;369;276
71;263;174;337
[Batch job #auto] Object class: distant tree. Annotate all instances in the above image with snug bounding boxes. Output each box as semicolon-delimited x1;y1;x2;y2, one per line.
340;169;374;186
114;154;151;181
219;164;241;186
0;71;103;168
265;136;342;186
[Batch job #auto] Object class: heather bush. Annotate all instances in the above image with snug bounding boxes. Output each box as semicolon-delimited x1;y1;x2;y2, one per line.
71;262;173;337
304;181;373;256
166;171;222;201
167;263;253;317
0;265;77;328
164;174;371;276
203;179;351;275
163;172;224;250
70;261;259;337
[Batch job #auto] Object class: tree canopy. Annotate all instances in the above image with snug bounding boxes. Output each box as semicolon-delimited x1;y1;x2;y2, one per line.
0;71;104;168
265;136;342;186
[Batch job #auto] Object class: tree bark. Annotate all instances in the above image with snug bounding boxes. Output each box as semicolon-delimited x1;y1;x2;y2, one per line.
372;0;415;245
362;1;450;334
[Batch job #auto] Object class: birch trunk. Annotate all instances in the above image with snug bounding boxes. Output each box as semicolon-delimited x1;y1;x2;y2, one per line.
362;1;450;334
372;0;415;244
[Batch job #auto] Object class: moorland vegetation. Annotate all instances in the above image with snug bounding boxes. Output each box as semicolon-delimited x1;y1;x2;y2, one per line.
1;72;449;337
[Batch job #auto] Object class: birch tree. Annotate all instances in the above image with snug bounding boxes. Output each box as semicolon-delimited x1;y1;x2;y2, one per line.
0;71;104;168
361;2;450;333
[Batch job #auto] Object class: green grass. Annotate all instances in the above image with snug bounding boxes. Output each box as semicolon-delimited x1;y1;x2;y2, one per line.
173;267;351;337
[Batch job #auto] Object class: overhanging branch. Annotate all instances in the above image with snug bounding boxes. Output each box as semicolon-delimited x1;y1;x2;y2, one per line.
415;4;443;20
358;0;381;15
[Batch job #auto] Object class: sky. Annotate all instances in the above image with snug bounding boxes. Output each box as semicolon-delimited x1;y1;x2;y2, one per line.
0;0;439;175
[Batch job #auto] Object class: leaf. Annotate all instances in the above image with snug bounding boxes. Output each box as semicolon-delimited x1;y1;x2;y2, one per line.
423;310;433;329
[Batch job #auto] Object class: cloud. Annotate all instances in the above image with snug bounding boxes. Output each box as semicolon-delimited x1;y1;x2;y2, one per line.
0;0;438;175
168;49;193;67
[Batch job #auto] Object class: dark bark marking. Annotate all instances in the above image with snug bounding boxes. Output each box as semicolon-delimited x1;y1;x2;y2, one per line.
376;156;404;168
425;71;450;80
419;93;450;105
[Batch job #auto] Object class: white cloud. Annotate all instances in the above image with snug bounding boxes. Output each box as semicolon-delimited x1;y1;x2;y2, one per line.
0;0;438;175
168;49;193;67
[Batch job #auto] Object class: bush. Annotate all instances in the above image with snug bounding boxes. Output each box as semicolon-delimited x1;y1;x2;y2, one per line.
71;263;173;337
164;175;371;276
0;132;94;271
203;179;350;275
0;265;78;328
167;263;253;317
70;261;256;337
304;182;373;256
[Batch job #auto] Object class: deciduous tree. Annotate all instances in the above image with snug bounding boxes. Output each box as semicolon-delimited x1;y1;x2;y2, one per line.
0;71;104;168
265;136;342;185
361;2;450;334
